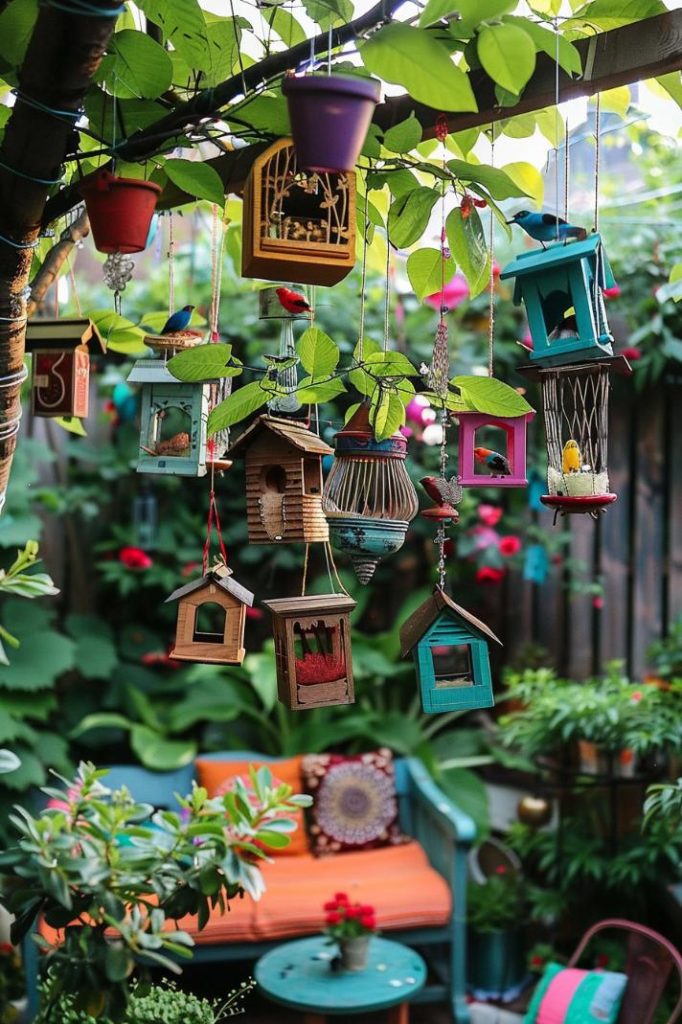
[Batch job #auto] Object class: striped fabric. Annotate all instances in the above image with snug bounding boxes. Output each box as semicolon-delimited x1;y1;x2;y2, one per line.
523;962;627;1024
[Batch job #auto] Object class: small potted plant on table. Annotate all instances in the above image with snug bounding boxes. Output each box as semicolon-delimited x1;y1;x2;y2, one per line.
323;892;378;971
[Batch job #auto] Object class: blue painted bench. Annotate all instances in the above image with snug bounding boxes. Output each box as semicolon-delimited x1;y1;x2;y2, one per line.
24;752;476;1024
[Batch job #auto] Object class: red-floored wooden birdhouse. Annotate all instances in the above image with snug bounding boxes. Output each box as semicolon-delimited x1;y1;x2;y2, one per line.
25;318;106;418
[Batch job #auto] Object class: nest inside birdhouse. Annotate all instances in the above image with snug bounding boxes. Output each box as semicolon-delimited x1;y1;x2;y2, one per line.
547;466;610;497
294;652;346;686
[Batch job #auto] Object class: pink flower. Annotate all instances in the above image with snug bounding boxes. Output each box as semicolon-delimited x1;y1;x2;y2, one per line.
499;535;522;557
603;284;621;299
181;561;201;577
246;606;264;620
630;690;643;703
406;395;431;424
425;273;469;312
471;525;500;551
119;546;153;570
400;426;413;439
494;864;508;875
478;504;503;527
622;346;642;361
519;331;534;351
592;596;604;610
476;566;505;584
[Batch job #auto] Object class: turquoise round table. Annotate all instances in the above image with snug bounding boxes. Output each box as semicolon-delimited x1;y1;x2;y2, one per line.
255;936;427;1024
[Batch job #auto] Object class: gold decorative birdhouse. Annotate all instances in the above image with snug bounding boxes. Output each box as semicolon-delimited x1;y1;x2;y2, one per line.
25;318;106;418
241;138;357;286
165;564;254;665
226;415;332;544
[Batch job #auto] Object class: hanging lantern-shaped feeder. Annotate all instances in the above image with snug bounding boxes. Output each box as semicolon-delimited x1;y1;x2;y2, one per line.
322;405;419;584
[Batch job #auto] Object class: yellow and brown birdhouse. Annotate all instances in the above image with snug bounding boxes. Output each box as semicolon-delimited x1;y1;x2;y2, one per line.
25;318;106;418
241;138;357;286
227;415;332;545
165;564;254;665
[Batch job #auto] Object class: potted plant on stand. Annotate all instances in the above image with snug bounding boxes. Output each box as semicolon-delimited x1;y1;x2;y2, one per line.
467;865;527;997
323;893;378;971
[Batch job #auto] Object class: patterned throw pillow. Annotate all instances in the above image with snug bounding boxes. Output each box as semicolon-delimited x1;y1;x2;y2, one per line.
523;962;628;1024
301;748;406;856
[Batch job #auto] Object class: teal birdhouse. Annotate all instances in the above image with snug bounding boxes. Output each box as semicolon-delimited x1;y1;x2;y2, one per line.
399;587;500;714
500;234;615;366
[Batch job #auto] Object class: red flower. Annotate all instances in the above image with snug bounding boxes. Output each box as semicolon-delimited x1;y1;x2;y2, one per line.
443;538;455;558
359;904;375;915
246;606;264;620
325;912;341;925
360;915;376;930
141;649;181;669
530;955;545;968
499;535;522;557
602;284;621;299
345;905;360;919
476;566;505;584
323;901;337;911
494;864;508;875
551;554;563;565
0;943;14;955
181;561;201;577
119;547;153;570
593;596;604;610
630;690;643;703
622;346;642;361
596;953;610;968
478;504;503;527
334;892;349;903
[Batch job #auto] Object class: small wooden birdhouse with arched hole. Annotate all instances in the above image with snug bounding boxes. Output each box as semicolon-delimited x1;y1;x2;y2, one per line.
263;593;356;710
227;415;332;544
241;138;357;286
500;234;615;366
456;411;534;487
25;318;106;418
166;564;254;665
400;587;501;714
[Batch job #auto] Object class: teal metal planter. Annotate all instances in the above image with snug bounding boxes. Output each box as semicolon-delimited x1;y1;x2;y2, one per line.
468;928;526;994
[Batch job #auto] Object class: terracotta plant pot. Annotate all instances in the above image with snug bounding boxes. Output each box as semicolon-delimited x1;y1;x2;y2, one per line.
80;170;161;254
339;935;371;971
282;74;381;173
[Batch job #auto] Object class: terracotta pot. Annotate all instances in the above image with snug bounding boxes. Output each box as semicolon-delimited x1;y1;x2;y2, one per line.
80;170;161;254
339;935;371;971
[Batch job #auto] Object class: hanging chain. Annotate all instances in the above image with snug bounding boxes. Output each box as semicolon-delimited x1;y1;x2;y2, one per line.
436;406;450;590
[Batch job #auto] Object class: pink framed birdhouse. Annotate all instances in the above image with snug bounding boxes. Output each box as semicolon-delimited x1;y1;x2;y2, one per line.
456;411;533;487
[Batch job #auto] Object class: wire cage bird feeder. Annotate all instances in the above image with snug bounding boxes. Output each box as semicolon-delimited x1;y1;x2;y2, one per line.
500;234;615;366
263;593;356;710
323;404;419;584
241;138;357;286
456;411;534;487
127;332;208;477
519;356;631;519
25;318;106;419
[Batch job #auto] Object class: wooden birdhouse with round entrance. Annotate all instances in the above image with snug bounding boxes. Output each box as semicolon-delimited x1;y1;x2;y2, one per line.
400;587;501;714
227;415;332;544
165;563;254;665
25;318;106;418
456;411;534;487
241;138;357;286
263;593;356;710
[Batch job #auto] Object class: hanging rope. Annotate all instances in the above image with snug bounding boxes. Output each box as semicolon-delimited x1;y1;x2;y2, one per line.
301;543;310;596
383;236;391;354
324;541;350;596
167;213;175;319
65;250;83;318
488;122;496;378
564;115;570;223
356;177;370;364
593;93;601;234
202;488;228;574
553;18;561;241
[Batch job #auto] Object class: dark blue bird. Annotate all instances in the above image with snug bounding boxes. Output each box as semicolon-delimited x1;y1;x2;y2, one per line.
161;305;195;335
507;211;587;248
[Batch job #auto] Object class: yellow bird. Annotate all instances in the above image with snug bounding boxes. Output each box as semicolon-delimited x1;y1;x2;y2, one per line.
562;439;581;474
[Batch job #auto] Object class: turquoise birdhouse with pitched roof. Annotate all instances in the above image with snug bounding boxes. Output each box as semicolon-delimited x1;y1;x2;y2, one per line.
400;587;500;713
500;234;615;366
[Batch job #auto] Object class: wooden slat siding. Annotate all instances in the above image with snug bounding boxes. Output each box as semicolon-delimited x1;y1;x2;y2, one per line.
666;373;682;624
502;564;533;670
566;515;597;679
534;526;565;673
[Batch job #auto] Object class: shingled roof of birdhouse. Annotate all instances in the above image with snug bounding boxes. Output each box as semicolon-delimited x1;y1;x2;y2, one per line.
25;317;106;354
165;564;254;607
400;586;502;658
226;415;333;457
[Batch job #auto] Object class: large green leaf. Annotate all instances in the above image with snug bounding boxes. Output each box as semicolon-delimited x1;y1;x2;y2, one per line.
456;0;516;30
477;24;536;95
130;725;196;771
370;390;405;441
167;343;239;382
295;376;347;403
504;16;581;76
86;310;147;355
418;0;463;28
388;187;439;249
135;0;211;71
74;634;118;682
0;602;75;692
166;677;245;731
383;114;422;154
96;31;173;100
569;0;666;31
297;328;340;377
230;95;290;136
0;0;37;67
502;162;544;209
202;14;249;87
657;72;682;110
360;24;477;113
302;0;353;29
266;6;306;46
437;766;490;837
84;90;168;143
407;248;457;302
163;159;225;206
207;381;268;434
446;159;532;200
445;207;490;299
364;352;419;378
452;375;534;416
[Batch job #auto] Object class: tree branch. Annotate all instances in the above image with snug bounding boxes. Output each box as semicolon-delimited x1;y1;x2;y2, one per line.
27;209;90;317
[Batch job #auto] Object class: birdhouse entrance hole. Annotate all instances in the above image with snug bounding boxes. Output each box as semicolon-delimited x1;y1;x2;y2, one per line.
262;464;287;493
146;403;192;458
471;425;513;477
431;644;473;689
192;602;227;645
293;619;346;685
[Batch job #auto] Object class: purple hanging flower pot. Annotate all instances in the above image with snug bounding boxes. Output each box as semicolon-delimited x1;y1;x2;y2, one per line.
282;73;381;173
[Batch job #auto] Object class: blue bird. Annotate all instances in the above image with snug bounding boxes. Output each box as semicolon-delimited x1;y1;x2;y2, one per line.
161;304;195;335
507;211;587;248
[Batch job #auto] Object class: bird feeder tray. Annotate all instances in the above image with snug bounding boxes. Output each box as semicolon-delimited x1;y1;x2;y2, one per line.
263;593;356;710
400;587;500;714
241;138;357;286
456;410;534;487
144;330;205;354
165;564;254;665
421;505;459;523
25;317;106;419
500;234;615;366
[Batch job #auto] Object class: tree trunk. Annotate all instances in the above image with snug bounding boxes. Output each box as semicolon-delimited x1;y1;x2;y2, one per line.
27;210;90;317
0;1;119;510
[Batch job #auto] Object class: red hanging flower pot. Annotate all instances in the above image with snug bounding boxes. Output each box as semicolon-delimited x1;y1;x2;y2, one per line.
80;170;161;254
282;73;381;173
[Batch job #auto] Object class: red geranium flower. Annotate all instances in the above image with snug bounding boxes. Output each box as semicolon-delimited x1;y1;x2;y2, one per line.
622;346;642;361
530;955;545;968
325;912;341;925
181;561;201;577
360;915;376;929
630;690;643;703
334;892;349;903
596;953;610;968
476;566;505;584
119;546;153;570
478;504;503;527
246;606;264;620
499;535;522;557
359;905;375;916
323;901;337;911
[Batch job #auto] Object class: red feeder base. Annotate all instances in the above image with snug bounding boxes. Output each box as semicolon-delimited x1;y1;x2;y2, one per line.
421;505;459;524
541;493;617;521
295;653;345;685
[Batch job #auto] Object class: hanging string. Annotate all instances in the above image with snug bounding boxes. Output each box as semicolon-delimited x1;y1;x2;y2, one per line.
202;488;228;574
356;178;370;364
593;93;601;234
487;122;496;379
564;115;570;224
301;544;310;596
553;18;561;241
324;541;350;597
327;25;333;75
167;213;175;319
427;115;450;396
209;204;224;340
383;238;391;354
65;250;83;318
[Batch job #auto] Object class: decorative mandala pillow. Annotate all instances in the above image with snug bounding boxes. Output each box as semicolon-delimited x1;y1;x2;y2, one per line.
523;962;628;1024
301;748;405;856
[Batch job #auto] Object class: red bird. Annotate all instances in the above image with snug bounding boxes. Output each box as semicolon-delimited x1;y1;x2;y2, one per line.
275;287;311;315
420;476;463;507
474;447;511;476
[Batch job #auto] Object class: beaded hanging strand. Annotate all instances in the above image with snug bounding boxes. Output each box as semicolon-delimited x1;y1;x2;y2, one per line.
427;115;450;397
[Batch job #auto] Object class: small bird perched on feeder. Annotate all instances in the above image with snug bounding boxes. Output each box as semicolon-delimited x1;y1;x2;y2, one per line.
507;211;587;248
562;439;582;474
275;287;311;315
420;476;463;510
474;447;511;477
161;305;195;334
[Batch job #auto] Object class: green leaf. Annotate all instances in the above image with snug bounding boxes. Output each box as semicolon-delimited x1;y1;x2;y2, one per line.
445;207;490;299
135;0;211;71
163;159;225;206
295;376;347;403
418;0;459;27
438;766;490;837
570;0;666;31
383;114;422;154
477;24;536;95
388;187;439;249
130;725;196;771
53;417;86;437
0;602;75;691
656;72;682;109
502;162;544;209
370;391;405;442
86;310;146;355
73;633;118;681
266;7;306;46
0;0;37;67
456;0;516;30
593;85;630;118
96;31;173;100
360;24;477;113
207;381;268;434
504;16;581;76
302;0;352;29
167;343;239;382
446;159;532;200
202;15;248;87
386;169;420;200
452;375;533;416
406;247;456;302
84;90;168;144
364;352;419;378
105;944;134;983
296;328;340;377
230;94;290;136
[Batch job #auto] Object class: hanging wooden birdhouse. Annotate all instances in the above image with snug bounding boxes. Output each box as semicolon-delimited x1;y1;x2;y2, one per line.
322;404;419;583
500;234;615;366
518;355;631;520
165;564;254;665
25;318;106;419
241;138;357;286
400;587;501;714
226;415;331;544
127;333;208;477
456;411;534;487
263;593;356;710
